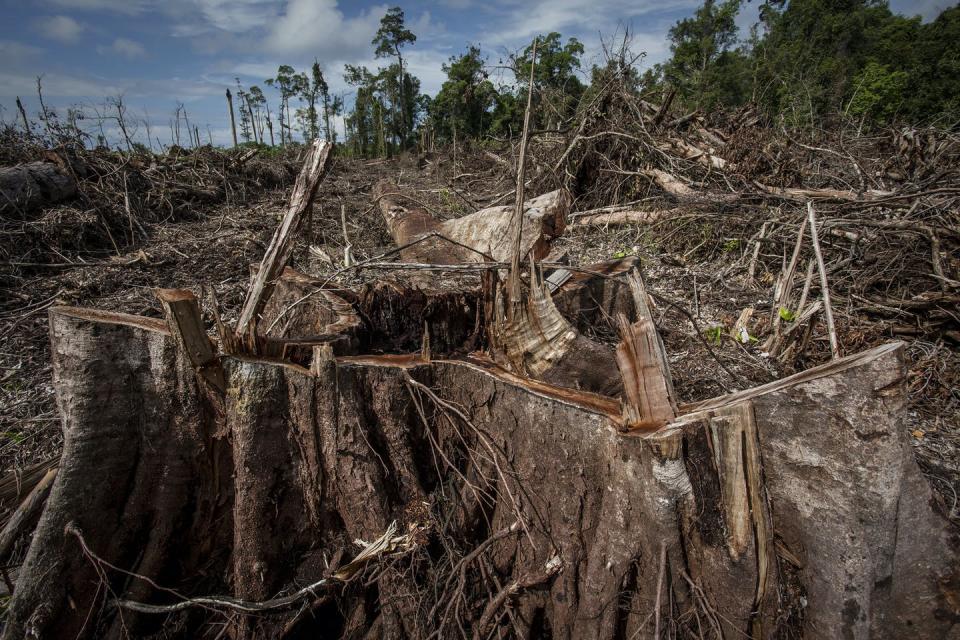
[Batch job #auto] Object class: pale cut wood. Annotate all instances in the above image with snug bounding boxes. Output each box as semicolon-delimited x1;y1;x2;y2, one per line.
374;180;568;264
807;202;841;359
234;139;332;344
626;268;677;409
487;267;623;396
641;168;738;204
755;182;893;202
571;208;675;227
615;314;676;428
156;288;225;391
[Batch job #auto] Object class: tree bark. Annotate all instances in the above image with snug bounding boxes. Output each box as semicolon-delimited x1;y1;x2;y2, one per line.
5;305;956;639
0;160;76;215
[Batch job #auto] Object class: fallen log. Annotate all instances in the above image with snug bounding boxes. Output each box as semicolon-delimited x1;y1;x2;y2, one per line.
374;180;568;263
571;208;677;227
0;159;76;215
641;168;738;204
754;181;894;202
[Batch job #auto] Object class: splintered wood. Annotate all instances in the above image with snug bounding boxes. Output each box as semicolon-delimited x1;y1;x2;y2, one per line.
615;314;676;428
234;139;332;346
374;180;568;264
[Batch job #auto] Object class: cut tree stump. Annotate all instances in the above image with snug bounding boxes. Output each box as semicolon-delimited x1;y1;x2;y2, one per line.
5;158;957;639
4;306;957;640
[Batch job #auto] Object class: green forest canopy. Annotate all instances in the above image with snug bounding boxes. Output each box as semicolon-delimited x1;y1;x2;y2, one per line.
230;1;959;157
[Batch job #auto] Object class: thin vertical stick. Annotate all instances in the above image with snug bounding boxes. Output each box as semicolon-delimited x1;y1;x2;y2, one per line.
234;140;332;342
340;203;354;267
508;37;538;306
807;202;840;359
747;221;768;285
654;541;667;639
16;96;31;135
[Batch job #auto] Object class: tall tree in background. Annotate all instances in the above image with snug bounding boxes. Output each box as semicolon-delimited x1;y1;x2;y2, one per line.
266;65;305;144
431;46;496;142
344;64;382;157
373;6;417;147
512;33;586;129
234;78;252;143
247;85;267;143
327;93;344;143
663;0;747;109
298;62;327;141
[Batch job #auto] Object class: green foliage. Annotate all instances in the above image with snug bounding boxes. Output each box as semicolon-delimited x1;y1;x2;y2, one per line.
778;307;796;322
663;0;749;109
372;6;417;60
265;65;307;144
372;6;419;148
847;62;909;123
430;46;497;142
658;0;960;127
511;33;586;129
705;325;724;345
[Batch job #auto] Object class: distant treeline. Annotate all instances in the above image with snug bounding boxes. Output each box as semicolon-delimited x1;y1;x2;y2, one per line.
295;0;956;158
655;0;960;129
10;1;956;156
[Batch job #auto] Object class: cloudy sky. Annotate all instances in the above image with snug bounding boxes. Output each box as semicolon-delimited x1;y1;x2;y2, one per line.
0;0;948;146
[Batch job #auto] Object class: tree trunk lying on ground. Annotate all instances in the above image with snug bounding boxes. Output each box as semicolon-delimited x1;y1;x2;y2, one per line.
374;179;568;263
4;142;957;639
0;159;77;215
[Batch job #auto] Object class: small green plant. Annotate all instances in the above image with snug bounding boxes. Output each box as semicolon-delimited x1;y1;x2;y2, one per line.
438;188;464;214
1;431;25;444
778;307;796;322
705;325;724;345
722;238;740;253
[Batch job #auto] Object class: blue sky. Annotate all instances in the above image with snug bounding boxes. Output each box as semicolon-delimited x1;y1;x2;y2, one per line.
0;0;949;147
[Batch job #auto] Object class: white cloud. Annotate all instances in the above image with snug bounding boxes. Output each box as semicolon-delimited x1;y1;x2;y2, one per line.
185;0;279;34
35;15;86;43
0;40;45;61
483;0;697;47
98;37;147;58
0;70;122;98
264;0;386;57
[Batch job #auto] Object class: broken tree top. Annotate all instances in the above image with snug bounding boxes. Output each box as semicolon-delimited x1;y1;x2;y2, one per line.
6;140;957;640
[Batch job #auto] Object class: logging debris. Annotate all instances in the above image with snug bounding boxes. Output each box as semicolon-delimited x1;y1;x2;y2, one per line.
0;85;958;638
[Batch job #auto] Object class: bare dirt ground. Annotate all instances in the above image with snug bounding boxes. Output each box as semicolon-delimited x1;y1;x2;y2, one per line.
3;147;957;522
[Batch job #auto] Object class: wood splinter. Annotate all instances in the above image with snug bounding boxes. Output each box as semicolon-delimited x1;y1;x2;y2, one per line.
156;288;225;392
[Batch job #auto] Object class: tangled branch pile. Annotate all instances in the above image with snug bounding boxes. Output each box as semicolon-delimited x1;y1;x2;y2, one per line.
0;137;300;270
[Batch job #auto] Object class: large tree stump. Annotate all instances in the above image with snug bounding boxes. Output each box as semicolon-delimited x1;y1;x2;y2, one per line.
5;157;957;639
4;303;957;639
